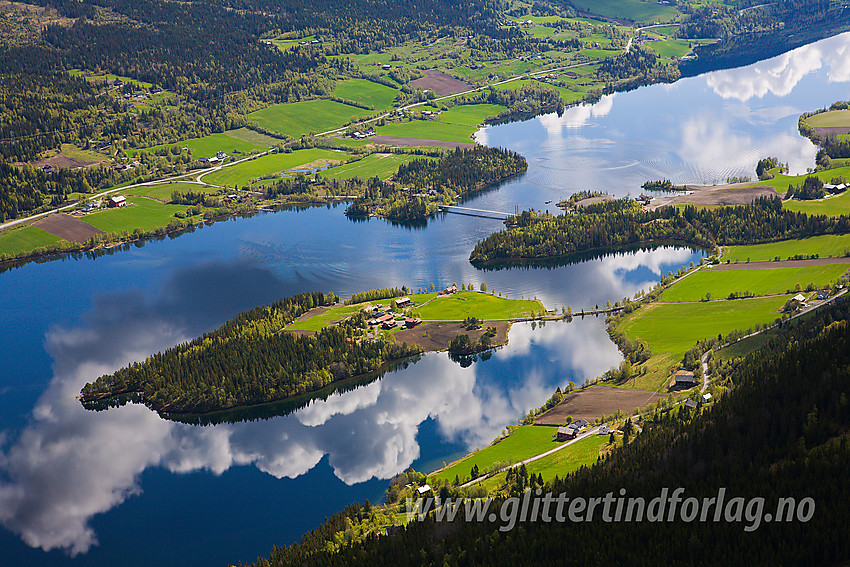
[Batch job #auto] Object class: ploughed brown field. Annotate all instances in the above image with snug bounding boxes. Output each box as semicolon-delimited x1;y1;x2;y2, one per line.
392;320;510;351
368;135;476;148
647;182;778;209
33;213;105;242
535;385;665;425
410;70;472;96
31;155;99;170
814;126;850;137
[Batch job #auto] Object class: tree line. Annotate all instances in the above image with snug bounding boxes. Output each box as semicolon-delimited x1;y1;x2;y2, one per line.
80;291;420;414
469;196;850;264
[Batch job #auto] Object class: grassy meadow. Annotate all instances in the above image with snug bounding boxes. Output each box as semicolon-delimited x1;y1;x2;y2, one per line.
416;291;544;321
82;197;193;233
204;149;346;187
723;234;850;262
0;225;63;256
322;153;424;181
332;79;399;110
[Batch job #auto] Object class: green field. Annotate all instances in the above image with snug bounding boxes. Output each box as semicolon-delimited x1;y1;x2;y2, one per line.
286;304;365;332
323;153;423;181
376;120;479;143
567;0;679;22
723;235;850;262
204;149;346;187
248;100;373;137
660;264;848;302
416;291;544;321
125;182;220;200
784;191;850;216
805;109;850;128
82;197;192;233
517;434;606;480
332;79;399;110
0;225;63;255
139;129;274;158
647;38;692;58
432;425;564;483
618;296;787;354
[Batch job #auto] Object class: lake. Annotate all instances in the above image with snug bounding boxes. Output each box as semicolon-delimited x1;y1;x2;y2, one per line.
2;31;850;566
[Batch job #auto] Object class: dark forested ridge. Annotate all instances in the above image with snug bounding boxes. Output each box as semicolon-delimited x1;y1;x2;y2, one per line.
79;291;420;414
247;297;850;567
469;196;850;264
345;146;527;221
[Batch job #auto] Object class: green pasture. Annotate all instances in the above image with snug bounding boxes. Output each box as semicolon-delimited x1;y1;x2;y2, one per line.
567;0;679;22
126;182;220;201
618;296;787;354
204;149;346;187
81;197;192;233
785;191;850;216
723;235;850;262
660;264;847;302
432;425;563;483
248;100;373;137
804;109;850;128
416;291;543;321
138;129;273;158
323;153;424;181
332;79;400;110
376;120;477;143
286;304;364;332
0;225;63;256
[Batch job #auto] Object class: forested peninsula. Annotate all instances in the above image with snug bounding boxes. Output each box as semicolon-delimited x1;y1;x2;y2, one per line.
79;291;419;415
469;197;850;265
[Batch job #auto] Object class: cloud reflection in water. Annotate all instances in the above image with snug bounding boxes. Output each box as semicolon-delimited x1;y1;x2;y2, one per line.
0;247;681;555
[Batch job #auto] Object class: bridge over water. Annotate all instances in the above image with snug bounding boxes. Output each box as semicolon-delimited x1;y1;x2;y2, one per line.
440;205;513;220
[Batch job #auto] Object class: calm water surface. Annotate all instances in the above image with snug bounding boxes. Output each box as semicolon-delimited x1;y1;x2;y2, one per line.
2;31;850;566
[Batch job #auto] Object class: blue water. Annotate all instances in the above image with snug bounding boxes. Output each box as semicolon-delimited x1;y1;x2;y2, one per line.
3;31;850;566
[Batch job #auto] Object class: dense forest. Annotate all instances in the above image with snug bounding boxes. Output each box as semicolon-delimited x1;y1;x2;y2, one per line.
345;146;526;221
469;196;850;264
80;291;420;414
246;296;850;566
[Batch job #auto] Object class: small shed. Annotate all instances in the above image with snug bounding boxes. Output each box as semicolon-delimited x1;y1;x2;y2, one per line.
817;289;829;300
417;484;431;495
556;426;577;441
701;393;712;403
684;399;699;410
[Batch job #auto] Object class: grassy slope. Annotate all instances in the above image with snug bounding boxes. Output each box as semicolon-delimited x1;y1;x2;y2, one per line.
248;100;373;137
205;149;346;187
0;225;63;255
805;109;850;127
125;182;220;200
332;79;399;110
416;291;544;321
785;191;850;216
286;304;365;332
617;296;788;354
723;234;850;261
81;197;191;233
138;129;273;157
432;426;563;482
660;264;848;302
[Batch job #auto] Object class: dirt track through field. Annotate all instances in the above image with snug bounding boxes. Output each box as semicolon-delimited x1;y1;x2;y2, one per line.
369;136;476;148
410;70;472;96
712;256;850;270
534;385;665;425
33;213;104;242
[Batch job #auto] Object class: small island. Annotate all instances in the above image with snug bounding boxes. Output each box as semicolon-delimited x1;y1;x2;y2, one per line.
80;286;545;415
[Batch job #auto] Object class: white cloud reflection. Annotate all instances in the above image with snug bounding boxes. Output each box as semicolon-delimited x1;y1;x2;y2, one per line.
706;32;850;101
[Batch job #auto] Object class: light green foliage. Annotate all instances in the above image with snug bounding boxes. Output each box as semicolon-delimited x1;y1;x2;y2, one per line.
0;225;63;255
661;264;848;302
248;100;373;137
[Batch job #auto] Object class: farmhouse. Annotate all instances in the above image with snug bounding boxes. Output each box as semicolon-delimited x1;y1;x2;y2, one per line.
417;484;432;495
108;195;127;208
793;293;808;305
674;370;697;387
382;320;398;329
556;426;577;441
382;64;392;70
817;289;829;300
569;419;589;430
702;393;712;403
396;297;412;308
404;317;421;328
684;399;699;411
